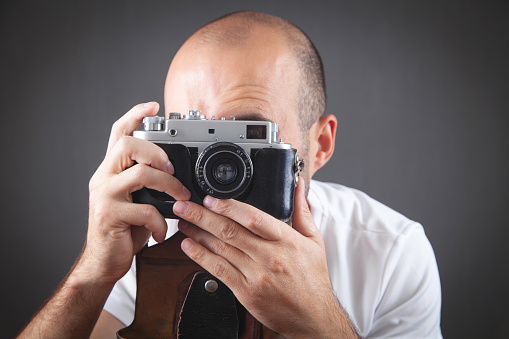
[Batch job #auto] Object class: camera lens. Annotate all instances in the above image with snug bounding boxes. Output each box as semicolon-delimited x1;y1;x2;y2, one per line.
195;142;253;199
212;160;237;184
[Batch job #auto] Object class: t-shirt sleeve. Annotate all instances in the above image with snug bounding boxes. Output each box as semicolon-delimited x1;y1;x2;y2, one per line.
368;223;442;338
103;259;137;326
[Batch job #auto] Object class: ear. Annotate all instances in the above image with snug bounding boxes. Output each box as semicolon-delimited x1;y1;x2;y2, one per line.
308;114;337;176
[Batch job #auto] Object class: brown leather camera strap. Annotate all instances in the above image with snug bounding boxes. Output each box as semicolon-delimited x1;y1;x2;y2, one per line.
117;231;281;338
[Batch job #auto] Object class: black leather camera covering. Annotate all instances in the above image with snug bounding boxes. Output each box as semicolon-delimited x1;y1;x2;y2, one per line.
132;143;296;221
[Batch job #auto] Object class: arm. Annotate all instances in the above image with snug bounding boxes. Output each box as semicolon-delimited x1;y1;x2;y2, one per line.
17;261;115;338
173;180;360;339
18;102;191;338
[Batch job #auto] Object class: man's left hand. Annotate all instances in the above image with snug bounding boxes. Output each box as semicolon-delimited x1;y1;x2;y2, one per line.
173;180;352;338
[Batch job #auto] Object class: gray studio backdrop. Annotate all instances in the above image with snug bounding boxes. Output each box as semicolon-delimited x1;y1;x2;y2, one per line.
1;1;508;338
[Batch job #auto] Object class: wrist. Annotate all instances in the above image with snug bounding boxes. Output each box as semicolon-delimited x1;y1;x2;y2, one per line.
70;251;120;289
288;292;358;339
317;294;359;339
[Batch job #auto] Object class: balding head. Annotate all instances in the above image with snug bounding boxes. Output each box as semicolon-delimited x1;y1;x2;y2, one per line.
189;11;327;134
167;11;326;134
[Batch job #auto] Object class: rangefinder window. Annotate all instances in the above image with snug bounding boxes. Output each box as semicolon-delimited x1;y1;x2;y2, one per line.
247;125;266;139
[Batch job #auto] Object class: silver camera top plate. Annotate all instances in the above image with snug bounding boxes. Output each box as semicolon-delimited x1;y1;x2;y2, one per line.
134;110;292;154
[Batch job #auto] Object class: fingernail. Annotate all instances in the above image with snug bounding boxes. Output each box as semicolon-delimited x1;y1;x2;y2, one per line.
173;201;190;215
183;186;192;199
203;195;218;209
143;101;157;107
166;161;175;175
182;238;194;252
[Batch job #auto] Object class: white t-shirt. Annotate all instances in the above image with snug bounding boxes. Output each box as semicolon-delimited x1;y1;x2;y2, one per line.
104;180;442;338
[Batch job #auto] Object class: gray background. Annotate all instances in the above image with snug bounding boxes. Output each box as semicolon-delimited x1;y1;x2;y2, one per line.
1;0;508;338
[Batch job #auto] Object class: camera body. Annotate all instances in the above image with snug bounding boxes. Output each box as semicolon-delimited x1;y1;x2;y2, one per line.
132;110;303;222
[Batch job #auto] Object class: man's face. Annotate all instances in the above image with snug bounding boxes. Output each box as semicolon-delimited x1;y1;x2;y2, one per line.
163;29;305;177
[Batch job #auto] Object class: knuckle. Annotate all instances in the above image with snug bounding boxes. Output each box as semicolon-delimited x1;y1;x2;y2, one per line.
111;119;125;137
187;207;204;224
130;163;147;179
111;119;120;132
140;204;158;220
190;247;205;262
116;135;132;150
218;221;239;241
286;239;299;252
213;261;226;277
246;212;265;232
246;277;271;304
89;167;106;192
211;239;228;255
258;274;273;292
268;256;289;275
89;184;106;204
91;200;111;225
273;225;283;240
214;200;234;215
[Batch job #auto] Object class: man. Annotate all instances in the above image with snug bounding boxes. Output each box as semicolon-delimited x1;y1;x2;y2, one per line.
19;11;441;338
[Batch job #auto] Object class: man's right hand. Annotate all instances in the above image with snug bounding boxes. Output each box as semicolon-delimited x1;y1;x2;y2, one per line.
18;102;192;339
79;102;191;285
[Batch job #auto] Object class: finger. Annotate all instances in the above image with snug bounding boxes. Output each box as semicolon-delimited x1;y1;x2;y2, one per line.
107;102;160;154
111;164;191;201
173;201;261;254
200;196;286;242
117;202;167;243
291;180;320;240
178;220;254;274
180;237;247;290
130;225;152;252
103;136;174;175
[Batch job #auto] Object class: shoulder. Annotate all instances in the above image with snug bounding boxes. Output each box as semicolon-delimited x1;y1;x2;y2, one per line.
308;180;442;338
307;180;428;282
308;180;415;235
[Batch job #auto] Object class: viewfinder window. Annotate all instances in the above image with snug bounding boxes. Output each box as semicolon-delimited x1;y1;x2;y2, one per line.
246;125;266;139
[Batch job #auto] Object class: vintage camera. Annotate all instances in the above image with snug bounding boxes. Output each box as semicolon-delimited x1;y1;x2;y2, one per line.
132;110;303;222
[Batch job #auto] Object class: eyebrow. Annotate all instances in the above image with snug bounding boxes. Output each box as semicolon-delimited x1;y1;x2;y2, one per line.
233;112;273;123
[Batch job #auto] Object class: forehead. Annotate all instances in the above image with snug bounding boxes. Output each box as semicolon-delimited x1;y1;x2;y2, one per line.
164;33;300;127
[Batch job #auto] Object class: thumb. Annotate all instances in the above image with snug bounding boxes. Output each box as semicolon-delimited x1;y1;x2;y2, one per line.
292;179;319;239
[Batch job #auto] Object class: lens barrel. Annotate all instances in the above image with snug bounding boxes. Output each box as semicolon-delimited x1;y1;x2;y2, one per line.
195;142;253;199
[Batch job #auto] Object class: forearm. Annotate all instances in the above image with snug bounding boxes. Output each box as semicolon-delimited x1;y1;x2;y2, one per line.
17;261;115;339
